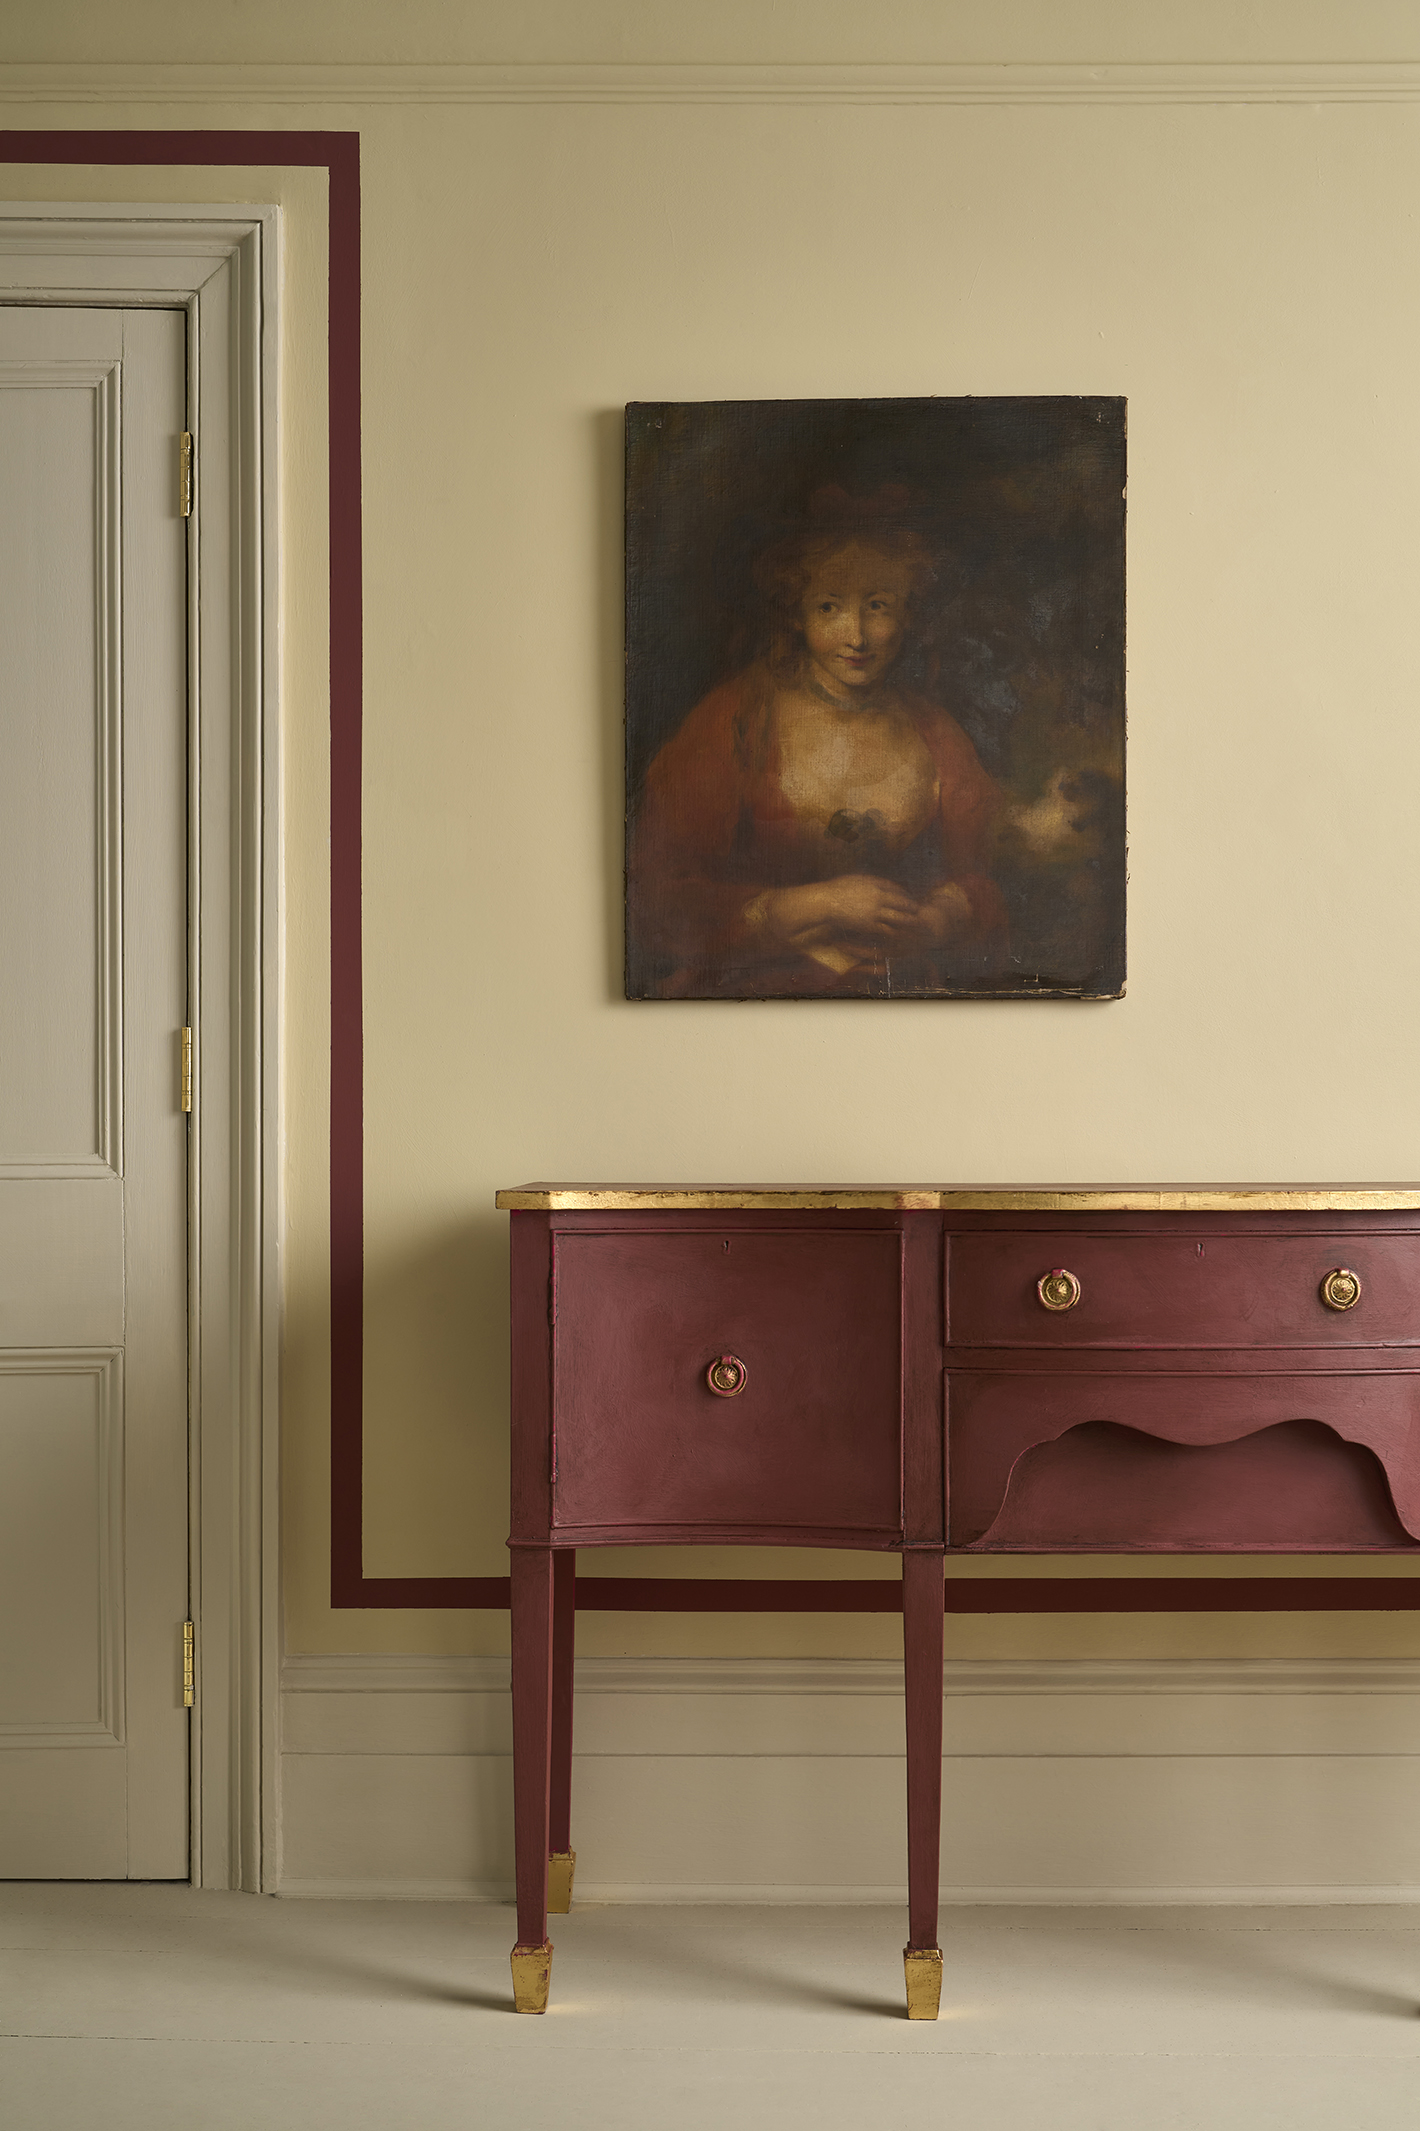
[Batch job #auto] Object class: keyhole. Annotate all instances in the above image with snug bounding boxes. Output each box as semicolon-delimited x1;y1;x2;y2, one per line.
723;1240;730;1253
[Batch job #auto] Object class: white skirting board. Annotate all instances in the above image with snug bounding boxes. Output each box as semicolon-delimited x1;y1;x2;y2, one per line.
277;1655;1420;1903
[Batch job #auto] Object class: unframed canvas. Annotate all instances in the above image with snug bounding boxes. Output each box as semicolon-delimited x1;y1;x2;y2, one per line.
624;397;1126;1001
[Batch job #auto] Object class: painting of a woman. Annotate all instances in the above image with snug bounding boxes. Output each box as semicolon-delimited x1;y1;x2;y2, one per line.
625;399;1126;1001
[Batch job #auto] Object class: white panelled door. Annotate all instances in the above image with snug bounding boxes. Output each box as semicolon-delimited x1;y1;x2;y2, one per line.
0;307;189;1876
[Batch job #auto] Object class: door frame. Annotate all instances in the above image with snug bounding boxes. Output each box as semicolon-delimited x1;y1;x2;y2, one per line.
0;205;280;1890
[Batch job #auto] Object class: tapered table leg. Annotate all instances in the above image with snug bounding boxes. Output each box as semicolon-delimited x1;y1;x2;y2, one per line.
902;1548;944;2020
510;1546;555;2012
548;1550;577;1913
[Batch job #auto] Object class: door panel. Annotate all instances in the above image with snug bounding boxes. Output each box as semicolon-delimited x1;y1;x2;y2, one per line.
0;1180;124;1345
0;306;189;1877
0;1355;123;1739
0;357;120;1175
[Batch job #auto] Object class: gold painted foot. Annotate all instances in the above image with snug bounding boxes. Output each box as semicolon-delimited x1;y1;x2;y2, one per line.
511;1940;553;2014
547;1850;577;1914
904;1946;942;2021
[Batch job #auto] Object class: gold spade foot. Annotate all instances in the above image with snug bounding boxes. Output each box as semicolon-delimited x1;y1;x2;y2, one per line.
511;1940;553;2014
547;1850;577;1914
903;1946;943;2021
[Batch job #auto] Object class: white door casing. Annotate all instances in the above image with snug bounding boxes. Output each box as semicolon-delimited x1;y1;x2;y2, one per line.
0;208;279;1891
0;305;188;1876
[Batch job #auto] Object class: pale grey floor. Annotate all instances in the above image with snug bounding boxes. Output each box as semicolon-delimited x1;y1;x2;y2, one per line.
4;1887;1420;2129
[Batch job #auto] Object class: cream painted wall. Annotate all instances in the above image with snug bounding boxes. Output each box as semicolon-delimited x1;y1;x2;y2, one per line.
6;5;1420;1674
5;0;1420;66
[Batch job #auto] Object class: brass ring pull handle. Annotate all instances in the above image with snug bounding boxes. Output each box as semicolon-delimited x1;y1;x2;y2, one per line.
1320;1267;1362;1312
1037;1267;1082;1313
706;1353;749;1397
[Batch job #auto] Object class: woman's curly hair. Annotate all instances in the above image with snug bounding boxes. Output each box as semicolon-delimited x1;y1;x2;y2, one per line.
750;485;947;681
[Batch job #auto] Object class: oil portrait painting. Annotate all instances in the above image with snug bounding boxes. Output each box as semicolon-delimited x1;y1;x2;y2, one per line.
624;397;1125;1001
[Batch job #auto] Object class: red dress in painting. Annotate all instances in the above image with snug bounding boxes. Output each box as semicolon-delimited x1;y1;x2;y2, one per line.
628;666;1009;998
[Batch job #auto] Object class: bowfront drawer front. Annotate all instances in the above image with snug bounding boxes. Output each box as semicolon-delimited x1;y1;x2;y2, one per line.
949;1229;1420;1349
551;1228;904;1539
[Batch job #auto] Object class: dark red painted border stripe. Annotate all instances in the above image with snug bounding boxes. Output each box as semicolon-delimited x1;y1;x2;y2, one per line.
354;1574;1420;1612
939;1577;1420;1614
0;129;375;1604
12;135;1417;1621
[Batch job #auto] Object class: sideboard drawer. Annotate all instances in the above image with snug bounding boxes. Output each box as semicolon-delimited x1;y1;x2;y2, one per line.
948;1364;1420;1549
551;1229;903;1537
949;1230;1420;1348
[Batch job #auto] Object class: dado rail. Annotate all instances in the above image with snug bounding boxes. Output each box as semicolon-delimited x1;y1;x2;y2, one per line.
496;1186;1420;2018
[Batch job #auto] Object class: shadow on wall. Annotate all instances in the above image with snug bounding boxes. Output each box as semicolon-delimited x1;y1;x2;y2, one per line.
596;405;627;1003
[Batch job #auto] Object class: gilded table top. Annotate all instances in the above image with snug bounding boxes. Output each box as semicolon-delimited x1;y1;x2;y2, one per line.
495;1185;1420;1213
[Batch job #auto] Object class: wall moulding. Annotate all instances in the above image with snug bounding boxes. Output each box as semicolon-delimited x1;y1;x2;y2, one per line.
6;62;1420;108
281;1651;1420;1703
277;1649;1420;1903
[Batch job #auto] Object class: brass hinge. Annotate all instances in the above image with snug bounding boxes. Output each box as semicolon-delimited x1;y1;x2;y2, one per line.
180;1027;193;1114
179;431;194;517
182;1621;195;1708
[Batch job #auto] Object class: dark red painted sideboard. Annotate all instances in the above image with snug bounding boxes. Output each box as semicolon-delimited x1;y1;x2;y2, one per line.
497;1184;1420;2019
